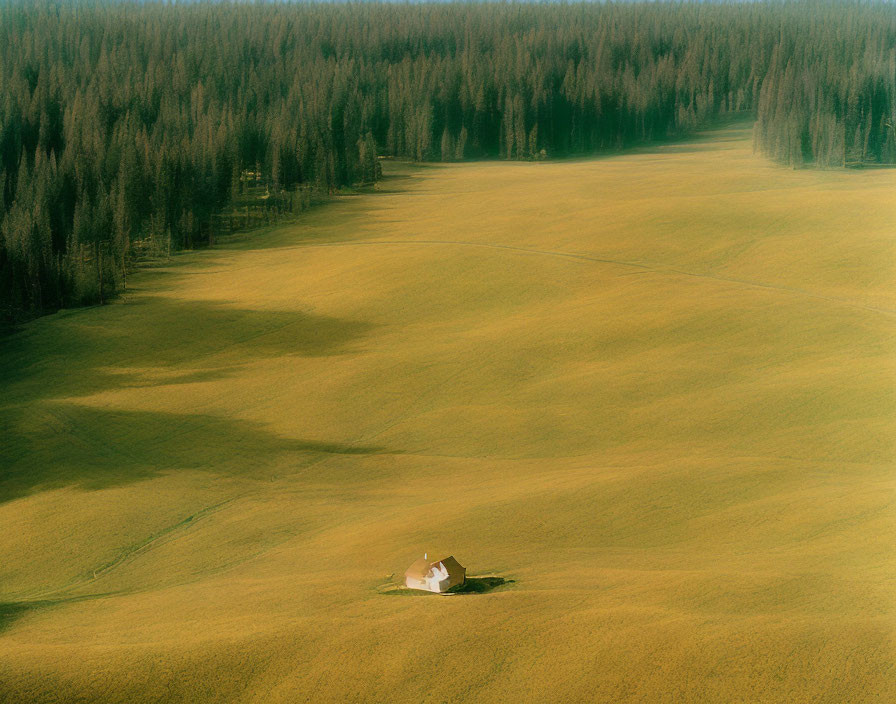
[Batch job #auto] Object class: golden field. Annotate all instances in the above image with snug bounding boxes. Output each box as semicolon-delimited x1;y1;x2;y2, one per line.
1;125;894;702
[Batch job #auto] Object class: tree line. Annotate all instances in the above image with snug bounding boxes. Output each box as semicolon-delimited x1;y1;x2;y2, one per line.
1;1;893;325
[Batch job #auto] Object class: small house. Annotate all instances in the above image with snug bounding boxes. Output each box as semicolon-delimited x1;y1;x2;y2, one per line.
404;555;466;593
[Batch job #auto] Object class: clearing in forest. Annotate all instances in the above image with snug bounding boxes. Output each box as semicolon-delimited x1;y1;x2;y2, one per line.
1;125;894;702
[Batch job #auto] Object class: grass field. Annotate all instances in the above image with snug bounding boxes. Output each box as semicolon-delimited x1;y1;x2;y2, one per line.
1;124;894;703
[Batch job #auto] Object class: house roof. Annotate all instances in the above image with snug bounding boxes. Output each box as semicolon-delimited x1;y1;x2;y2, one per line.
438;556;465;576
404;555;466;579
404;557;432;579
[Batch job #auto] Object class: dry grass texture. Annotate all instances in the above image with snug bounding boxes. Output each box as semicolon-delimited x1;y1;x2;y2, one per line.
1;125;894;702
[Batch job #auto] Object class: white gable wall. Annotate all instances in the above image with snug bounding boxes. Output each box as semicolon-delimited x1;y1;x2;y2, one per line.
406;562;451;592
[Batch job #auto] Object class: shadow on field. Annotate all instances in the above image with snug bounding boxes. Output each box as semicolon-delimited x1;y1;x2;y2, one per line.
370;168;438;195
119;298;375;362
212;166;434;252
451;576;515;594
0;405;392;505
0;282;385;506
0;595;119;635
0;602;33;634
0;298;375;404
382;576;514;596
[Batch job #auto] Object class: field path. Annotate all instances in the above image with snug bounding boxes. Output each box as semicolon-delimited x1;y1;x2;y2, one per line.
297;238;896;317
1;125;894;703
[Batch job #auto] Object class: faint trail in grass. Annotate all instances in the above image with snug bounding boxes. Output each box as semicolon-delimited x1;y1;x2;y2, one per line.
296;239;896;317
89;499;235;579
15;499;237;602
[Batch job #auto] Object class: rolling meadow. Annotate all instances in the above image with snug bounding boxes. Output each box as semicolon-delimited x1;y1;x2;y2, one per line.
1;124;895;702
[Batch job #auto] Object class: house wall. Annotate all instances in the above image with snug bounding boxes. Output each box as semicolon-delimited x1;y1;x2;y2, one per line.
405;577;429;591
405;563;466;592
